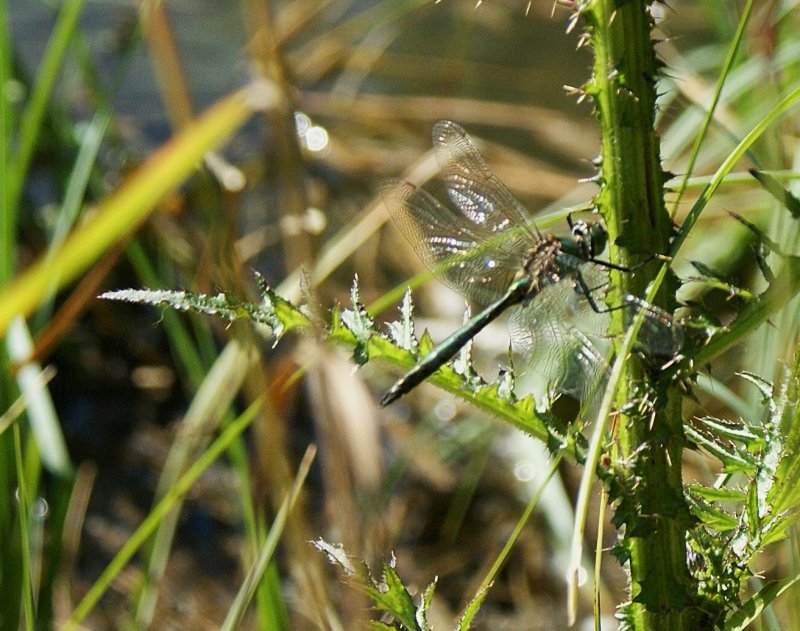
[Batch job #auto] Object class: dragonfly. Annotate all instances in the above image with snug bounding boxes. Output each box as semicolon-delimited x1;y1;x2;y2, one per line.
380;120;682;407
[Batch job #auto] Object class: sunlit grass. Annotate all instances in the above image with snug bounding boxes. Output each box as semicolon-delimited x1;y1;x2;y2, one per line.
2;1;800;629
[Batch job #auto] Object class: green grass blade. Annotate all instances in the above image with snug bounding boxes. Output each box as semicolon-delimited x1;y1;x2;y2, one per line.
726;574;800;630
51;110;113;249
220;446;316;631
670;83;800;259
63;397;264;631
0;0;14;285
695;256;800;366
6;318;72;477
668;0;755;218
13;424;35;631
6;0;88;226
134;340;258;628
474;452;563;597
645;83;800;309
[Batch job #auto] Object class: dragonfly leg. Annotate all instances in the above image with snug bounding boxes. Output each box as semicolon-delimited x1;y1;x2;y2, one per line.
589;254;658;273
573;271;623;314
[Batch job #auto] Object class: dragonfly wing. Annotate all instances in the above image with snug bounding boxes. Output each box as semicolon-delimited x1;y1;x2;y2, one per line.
509;261;683;405
509;262;611;403
381;179;523;305
432;120;535;235
565;262;683;360
622;295;684;357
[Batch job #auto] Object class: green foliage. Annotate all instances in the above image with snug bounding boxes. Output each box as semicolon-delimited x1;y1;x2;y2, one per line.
63;400;265;630
677;366;800;625
101;272;311;340
103;274;584;458
313;539;489;631
7;0;800;629
101;163;800;630
314;539;431;630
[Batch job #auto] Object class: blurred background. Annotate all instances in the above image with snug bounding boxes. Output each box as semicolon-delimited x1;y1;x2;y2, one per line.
6;1;799;628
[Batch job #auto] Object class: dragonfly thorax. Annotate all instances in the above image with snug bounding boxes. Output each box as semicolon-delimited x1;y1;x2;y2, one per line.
517;221;607;297
518;235;572;294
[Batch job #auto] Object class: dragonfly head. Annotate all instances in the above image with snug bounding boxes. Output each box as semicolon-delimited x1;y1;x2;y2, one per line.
570;220;607;260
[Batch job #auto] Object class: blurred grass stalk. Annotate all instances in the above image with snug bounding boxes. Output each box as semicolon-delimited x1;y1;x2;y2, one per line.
0;80;279;337
0;4;281;628
5;1;800;629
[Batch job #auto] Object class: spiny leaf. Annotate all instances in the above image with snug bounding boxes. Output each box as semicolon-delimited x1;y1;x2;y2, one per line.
105;276;581;461
760;509;800;547
312;538;356;576
684;423;756;473
685;493;739;532
417;330;434;356
739;371;775;415
753;422;781;518
101;288;230;314
685;365;800;618
687;485;746;504
760;369;800;532
102;277;314;342
726;574;800;631
386;289;419;353
315;541;489;631
100;288;278;329
248;271;314;334
451;306;480;386
745;480;760;540
495;367;516;402
414;579;436;631
316;541;424;631
364;560;419;630
693;416;762;448
340;276;378;366
457;581;491;630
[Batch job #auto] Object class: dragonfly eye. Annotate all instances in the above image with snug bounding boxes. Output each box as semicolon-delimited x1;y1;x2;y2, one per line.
588;223;608;257
570;220;607;259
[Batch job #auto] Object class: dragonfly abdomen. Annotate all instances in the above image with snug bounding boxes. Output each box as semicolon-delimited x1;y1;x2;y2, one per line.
380;276;531;407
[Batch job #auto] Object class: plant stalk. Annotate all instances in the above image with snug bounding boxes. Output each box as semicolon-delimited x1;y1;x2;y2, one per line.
582;1;703;628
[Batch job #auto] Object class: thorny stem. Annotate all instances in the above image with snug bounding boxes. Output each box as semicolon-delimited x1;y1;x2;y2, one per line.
580;1;704;628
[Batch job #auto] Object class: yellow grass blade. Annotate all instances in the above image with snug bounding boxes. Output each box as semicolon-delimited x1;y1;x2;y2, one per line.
0;80;279;337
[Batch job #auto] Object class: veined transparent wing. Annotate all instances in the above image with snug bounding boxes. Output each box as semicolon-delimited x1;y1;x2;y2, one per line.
509;260;612;403
509;263;684;403
622;294;684;358
380;120;683;409
432;120;537;236
381;179;530;306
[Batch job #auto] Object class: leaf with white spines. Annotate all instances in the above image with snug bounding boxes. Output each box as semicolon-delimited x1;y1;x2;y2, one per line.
312;538;356;576
414;578;436;631
101;288;236;318
386;289;419;353
452;304;481;386
340;276;377;366
495;367;516;402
